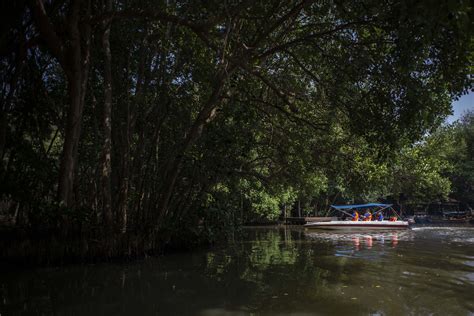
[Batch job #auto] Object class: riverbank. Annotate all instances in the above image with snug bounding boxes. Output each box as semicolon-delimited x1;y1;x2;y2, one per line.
0;225;216;266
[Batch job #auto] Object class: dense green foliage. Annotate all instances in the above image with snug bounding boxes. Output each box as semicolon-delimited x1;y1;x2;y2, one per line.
0;0;472;256
445;112;474;206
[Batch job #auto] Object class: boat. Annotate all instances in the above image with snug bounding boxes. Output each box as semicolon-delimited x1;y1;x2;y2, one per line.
304;203;409;230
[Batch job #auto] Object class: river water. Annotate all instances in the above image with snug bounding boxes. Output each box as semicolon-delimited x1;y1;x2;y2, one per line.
1;226;474;315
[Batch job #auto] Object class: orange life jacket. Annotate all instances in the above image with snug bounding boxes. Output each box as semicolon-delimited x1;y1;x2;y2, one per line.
352;212;359;221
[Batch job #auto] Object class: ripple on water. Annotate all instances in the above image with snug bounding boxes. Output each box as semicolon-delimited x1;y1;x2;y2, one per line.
451;237;474;243
304;231;413;242
1;226;473;316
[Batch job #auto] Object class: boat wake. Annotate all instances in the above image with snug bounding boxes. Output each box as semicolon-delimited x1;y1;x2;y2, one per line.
411;225;474;231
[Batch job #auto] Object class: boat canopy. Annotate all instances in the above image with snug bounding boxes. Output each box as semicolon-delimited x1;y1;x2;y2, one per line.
331;203;392;210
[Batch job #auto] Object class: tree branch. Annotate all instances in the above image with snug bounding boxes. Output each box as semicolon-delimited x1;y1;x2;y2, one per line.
248;96;329;132
284;49;321;83
258;20;374;60
251;0;313;48
29;0;66;68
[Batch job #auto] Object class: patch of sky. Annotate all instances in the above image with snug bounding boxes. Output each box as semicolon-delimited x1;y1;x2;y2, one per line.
171;73;192;85
447;92;473;124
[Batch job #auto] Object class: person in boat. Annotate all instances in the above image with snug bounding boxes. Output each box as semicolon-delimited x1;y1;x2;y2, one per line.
389;216;397;222
363;210;372;221
351;210;359;221
376;211;384;221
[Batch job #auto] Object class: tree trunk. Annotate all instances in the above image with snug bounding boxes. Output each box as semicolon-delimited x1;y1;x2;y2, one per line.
155;69;229;224
0;113;6;161
116;113;130;233
101;1;113;227
0;40;26;161
58;76;83;207
44;0;91;208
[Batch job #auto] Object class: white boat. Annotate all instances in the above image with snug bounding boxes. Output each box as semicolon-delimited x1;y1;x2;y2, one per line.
304;203;410;231
304;220;409;230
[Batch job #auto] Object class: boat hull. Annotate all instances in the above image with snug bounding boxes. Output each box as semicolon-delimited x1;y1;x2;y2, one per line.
304;220;409;230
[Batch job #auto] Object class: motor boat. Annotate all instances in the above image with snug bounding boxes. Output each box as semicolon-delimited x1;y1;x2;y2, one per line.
304;203;410;230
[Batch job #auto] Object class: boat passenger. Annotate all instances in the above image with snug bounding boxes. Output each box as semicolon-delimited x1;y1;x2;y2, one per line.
389;216;397;222
351;210;359;221
376;211;384;221
363;211;372;221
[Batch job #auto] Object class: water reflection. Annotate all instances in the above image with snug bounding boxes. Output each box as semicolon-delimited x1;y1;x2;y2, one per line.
305;230;407;259
1;226;473;315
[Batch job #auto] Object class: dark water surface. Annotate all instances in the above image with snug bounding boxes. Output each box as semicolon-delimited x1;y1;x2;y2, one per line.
1;226;474;315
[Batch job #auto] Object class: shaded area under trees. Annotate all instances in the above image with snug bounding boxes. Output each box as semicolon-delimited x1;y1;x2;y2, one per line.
0;0;472;263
